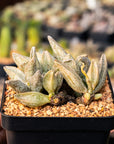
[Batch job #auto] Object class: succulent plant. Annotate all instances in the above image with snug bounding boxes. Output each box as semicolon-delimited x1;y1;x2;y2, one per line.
4;36;107;107
1;7;16;24
0;25;12;58
48;36;107;105
4;46;63;107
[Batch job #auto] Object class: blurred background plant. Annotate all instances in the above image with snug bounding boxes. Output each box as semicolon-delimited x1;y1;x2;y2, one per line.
0;0;113;79
27;20;42;52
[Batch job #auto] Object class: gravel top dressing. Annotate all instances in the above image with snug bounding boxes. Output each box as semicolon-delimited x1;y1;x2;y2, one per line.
3;78;114;117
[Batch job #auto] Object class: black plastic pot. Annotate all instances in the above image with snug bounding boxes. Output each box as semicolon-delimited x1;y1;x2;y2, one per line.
0;74;114;144
109;137;114;144
45;26;63;39
108;33;114;44
62;28;90;41
0;63;16;78
89;32;110;43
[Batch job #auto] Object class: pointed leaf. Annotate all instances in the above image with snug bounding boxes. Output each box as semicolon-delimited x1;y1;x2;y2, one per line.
54;61;87;93
12;53;30;70
6;80;30;93
24;50;41;81
15;92;50;107
36;52;42;64
43;70;58;94
87;60;99;90
41;51;54;73
63;54;77;74
4;66;25;82
94;54;107;93
48;36;77;73
48;36;67;61
29;70;43;92
55;71;63;93
30;46;41;71
24;58;37;81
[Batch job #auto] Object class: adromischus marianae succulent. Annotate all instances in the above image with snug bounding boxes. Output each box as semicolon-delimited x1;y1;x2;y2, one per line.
4;47;63;107
48;36;107;105
4;36;107;107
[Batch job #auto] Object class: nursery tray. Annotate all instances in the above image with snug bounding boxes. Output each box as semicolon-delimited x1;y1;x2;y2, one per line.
0;74;114;144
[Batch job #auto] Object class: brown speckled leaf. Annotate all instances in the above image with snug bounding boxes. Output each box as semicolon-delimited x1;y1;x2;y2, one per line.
5;80;30;93
54;61;87;93
12;53;30;71
43;70;58;94
4;66;25;82
40;51;54;73
48;36;67;61
29;70;43;92
94;54;107;93
15;92;50;107
87;60;99;90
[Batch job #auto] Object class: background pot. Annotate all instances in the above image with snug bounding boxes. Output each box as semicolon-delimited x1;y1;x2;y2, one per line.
89;32;110;44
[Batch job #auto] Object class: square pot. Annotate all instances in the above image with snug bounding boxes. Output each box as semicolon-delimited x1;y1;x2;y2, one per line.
0;74;114;144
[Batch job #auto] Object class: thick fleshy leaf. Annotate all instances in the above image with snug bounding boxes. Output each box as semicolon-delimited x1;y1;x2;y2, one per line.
30;46;41;71
4;66;25;82
55;71;63;93
94;93;102;100
24;58;37;81
94;54;107;93
15;92;50;107
24;48;41;81
80;63;93;94
43;70;58;94
29;70;43;92
54;61;87;93
83;93;91;104
40;51;54;73
48;36;77;73
5;80;30;93
30;46;36;58
36;52;42;64
87;60;99;90
48;36;67;61
76;55;91;74
12;53;30;70
63;54;77;74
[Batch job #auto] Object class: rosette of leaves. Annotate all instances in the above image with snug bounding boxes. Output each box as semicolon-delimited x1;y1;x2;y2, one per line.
48;36;107;105
4;47;63;107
